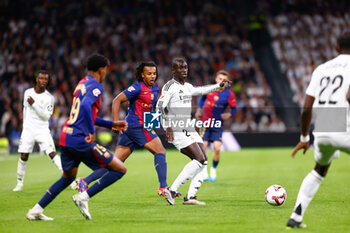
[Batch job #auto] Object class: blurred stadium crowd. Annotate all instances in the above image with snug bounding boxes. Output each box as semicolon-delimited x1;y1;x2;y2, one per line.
0;0;348;152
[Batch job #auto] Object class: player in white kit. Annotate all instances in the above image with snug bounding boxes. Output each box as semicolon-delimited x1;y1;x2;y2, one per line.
287;31;350;228
157;58;230;205
13;70;62;192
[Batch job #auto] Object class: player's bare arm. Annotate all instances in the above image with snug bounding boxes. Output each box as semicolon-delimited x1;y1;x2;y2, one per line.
166;127;174;143
220;112;232;120
346;86;350;103
291;95;315;157
112;92;128;122
195;108;202;120
112;121;128;133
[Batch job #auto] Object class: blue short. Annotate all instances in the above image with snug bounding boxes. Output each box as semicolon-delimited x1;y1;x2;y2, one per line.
60;143;114;171
117;126;158;152
201;127;223;142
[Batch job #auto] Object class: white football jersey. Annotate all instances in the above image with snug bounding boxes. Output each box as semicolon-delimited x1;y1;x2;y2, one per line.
156;79;220;130
22;88;54;130
306;54;350;133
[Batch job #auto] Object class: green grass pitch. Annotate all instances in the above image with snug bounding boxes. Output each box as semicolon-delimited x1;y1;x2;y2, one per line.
0;148;350;233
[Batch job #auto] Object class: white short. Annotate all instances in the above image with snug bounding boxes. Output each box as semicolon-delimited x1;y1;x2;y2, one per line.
313;133;350;165
172;129;203;150
18;127;56;155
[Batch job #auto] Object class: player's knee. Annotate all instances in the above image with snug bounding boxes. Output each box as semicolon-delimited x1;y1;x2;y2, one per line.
118;163;127;173
314;163;329;177
197;157;207;165
20;154;29;161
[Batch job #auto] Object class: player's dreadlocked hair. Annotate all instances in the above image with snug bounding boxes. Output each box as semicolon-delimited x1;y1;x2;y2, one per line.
135;61;158;82
337;30;350;51
86;54;110;72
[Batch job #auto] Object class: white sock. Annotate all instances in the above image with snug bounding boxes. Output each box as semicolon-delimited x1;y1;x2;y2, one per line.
187;161;207;198
16;158;27;185
81;191;90;200
290;170;324;222
51;155;63;173
32;203;44;213
170;160;202;192
201;163;209;178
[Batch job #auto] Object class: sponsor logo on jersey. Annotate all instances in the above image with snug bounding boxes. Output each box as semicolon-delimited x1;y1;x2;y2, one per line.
93;88;101;97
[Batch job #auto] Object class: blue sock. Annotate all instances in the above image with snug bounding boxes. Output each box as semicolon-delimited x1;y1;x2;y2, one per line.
38;176;75;209
84;168;108;185
212;160;219;169
154;153;167;188
87;170;125;198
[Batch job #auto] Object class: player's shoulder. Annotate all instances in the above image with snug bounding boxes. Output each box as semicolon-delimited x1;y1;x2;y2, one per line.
184;82;193;88
152;82;160;91
162;79;177;92
126;81;142;93
44;90;54;99
24;87;34;94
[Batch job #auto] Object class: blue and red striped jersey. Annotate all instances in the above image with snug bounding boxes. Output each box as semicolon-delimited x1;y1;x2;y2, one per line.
123;81;159;127
198;87;236;124
59;75;103;150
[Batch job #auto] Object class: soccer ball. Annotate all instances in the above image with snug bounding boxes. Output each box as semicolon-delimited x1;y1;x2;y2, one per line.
265;184;287;206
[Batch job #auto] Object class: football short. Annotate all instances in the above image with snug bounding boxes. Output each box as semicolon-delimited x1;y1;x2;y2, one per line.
117;126;158;152
201;127;223;142
172;129;203;150
18;127;56;154
60;143;114;171
313;133;350;165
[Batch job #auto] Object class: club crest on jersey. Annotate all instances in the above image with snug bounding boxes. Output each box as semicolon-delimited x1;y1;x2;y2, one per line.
214;96;219;101
93;88;101;97
151;94;154;100
128;86;135;92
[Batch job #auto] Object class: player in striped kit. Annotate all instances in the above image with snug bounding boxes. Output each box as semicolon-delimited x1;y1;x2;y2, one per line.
195;70;237;182
26;54;127;221
71;61;180;200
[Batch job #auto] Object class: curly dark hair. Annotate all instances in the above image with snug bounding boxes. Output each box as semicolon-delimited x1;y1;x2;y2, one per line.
135;61;158;82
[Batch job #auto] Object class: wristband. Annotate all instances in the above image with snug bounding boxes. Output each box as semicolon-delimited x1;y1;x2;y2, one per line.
300;134;310;143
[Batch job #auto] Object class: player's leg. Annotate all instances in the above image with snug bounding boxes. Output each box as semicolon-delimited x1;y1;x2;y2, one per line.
72;138;132;192
47;151;63;172
287;140;337;228
15;129;34;191
144;137;168;189
38;130;62;172
27;146;79;221
13;153;29;191
210;140;222;182
202;140;210;181
73;144;126;219
168;142;206;205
